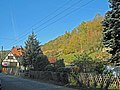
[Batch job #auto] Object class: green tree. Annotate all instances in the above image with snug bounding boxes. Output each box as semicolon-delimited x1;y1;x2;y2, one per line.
73;53;91;71
22;32;48;70
34;55;48;71
102;0;120;64
55;59;65;69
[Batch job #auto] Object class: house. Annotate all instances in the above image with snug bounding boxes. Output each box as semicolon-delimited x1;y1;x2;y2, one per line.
2;46;23;74
2;52;19;67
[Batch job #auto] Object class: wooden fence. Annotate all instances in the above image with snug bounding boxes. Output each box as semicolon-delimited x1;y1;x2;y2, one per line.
70;73;120;89
24;71;120;89
27;71;69;84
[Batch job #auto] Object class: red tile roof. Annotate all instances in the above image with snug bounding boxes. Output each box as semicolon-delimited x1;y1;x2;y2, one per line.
11;47;23;57
48;57;56;64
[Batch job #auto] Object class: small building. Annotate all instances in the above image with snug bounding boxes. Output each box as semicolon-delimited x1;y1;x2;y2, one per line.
2;46;23;74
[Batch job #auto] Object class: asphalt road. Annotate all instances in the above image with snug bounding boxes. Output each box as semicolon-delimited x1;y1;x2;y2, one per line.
0;73;77;90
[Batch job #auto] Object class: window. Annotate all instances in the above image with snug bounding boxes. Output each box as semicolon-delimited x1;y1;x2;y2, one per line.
10;62;17;66
8;56;13;59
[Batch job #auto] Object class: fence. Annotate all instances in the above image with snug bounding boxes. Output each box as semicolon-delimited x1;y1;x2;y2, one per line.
70;73;120;89
27;71;69;85
24;71;120;89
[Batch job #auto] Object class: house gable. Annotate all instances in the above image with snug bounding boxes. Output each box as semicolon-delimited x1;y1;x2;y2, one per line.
3;52;18;63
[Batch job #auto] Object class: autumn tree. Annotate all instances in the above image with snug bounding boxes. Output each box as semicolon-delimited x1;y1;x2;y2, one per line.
102;0;120;64
42;14;104;62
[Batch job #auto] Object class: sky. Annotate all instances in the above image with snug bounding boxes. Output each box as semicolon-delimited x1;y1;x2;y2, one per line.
0;0;109;50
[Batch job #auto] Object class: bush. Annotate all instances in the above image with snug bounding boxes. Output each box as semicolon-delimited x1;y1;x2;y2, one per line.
34;55;49;71
45;65;55;71
55;59;65;69
57;67;72;73
95;62;105;74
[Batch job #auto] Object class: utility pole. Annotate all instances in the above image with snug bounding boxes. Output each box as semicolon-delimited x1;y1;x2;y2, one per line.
0;46;3;72
1;46;3;65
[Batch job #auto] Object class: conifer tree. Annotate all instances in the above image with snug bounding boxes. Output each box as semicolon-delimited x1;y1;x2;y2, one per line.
22;32;48;70
102;0;120;64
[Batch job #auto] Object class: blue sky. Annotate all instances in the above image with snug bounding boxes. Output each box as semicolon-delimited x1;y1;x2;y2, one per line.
0;0;109;50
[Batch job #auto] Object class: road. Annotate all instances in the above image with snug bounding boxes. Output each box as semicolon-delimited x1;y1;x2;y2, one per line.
0;73;77;90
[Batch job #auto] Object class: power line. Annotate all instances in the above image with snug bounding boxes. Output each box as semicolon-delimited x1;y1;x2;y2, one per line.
31;0;72;28
5;0;72;47
6;0;84;47
17;0;84;36
6;0;95;49
0;38;15;41
33;0;84;30
35;0;95;34
14;0;72;40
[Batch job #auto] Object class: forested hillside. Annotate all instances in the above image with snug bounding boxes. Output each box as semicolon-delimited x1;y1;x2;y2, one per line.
42;14;110;63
